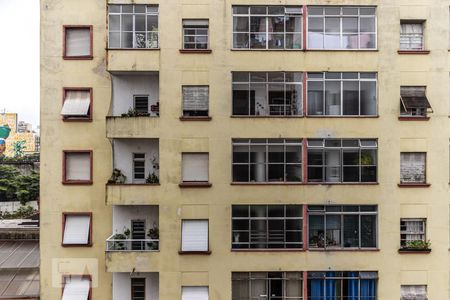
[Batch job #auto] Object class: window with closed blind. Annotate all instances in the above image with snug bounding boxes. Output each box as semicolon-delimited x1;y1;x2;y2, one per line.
182;286;209;300
182;86;209;117
62;276;91;300
62;213;92;246
134;95;150;115
182;153;209;182
400;152;426;184
61;89;92;121
401;285;427;300
133;153;146;183
63;151;93;184
181;220;209;252
63;26;93;59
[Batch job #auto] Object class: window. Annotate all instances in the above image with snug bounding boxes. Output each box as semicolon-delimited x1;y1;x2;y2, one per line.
182;86;209;117
232;6;303;50
183;20;209;50
108;5;159;49
181;220;209;252
400;152;426;184
307;6;376;50
232;205;303;249
307;271;377;300
400;22;424;51
62;275;91;300
62;213;92;246
61;88;92;121
232;272;303;300
307;72;377;116
134;95;149;115
400;219;426;248
308;205;377;249
131;278;146;300
182;286;209;300
401;285;427;300
63;151;93;184
307;139;377;183
182;153;209;182
133;153;146;183
63;26;92;59
400;87;432;117
232;139;302;183
232;72;303;116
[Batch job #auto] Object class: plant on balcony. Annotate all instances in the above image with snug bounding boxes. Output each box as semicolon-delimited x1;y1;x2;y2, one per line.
107;169;126;184
146;222;159;250
121;108;150;117
110;227;131;250
401;240;431;252
146;172;159;184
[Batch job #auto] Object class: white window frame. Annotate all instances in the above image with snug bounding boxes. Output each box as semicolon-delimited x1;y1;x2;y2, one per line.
182;19;209;50
306;72;378;116
108;4;159;49
307;6;377;50
232;6;303;50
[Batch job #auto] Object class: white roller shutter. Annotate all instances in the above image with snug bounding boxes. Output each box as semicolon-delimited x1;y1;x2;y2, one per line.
183;87;209;111
183;20;209;27
63;215;91;245
182;153;208;182
181;220;208;251
61;91;90;116
66;153;91;181
400;153;425;183
182;286;209;300
66;28;91;57
62;277;90;300
401;285;427;300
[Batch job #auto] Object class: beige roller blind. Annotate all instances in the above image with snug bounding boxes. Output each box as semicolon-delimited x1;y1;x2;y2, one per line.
61;91;90;116
66;153;91;181
182;153;208;182
63;215;91;245
66;28;91;56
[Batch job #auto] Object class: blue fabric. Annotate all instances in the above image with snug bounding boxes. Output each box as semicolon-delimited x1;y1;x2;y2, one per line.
347;272;359;300
360;279;376;299
325;272;336;300
310;279;324;300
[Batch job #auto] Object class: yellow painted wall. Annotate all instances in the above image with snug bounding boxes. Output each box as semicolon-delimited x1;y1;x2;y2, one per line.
41;0;450;299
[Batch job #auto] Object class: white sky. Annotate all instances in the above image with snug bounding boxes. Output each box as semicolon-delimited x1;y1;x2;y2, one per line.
0;0;39;128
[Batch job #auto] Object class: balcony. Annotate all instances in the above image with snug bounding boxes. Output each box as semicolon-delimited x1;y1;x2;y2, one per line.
106;206;161;273
113;272;159;300
107;50;160;72
107;72;160;138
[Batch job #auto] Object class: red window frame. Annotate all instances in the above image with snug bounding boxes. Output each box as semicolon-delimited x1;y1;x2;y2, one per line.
61;212;93;247
62;150;93;185
63;25;93;60
62;87;93;122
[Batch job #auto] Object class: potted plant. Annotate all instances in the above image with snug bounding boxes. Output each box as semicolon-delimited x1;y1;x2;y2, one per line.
110;231;127;250
121;107;150;117
399;240;431;253
147;223;159;250
146;172;159;184
107;169;127;184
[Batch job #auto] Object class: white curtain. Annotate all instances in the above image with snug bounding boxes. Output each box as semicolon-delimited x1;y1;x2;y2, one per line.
61;91;90;116
405;220;424;241
63;215;91;244
66;28;91;56
181;220;208;251
182;286;209;300
182;153;209;182
66;153;91;181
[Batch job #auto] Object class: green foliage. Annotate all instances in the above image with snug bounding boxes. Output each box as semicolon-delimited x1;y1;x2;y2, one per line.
146;172;159;184
0;153;39;163
405;240;431;250
0;166;39;204
121;108;150;117
0;205;36;220
12;140;26;158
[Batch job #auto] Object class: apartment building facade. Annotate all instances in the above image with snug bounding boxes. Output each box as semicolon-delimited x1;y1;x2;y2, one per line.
40;0;450;299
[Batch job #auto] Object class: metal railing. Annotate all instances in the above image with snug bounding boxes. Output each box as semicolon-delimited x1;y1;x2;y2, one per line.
106;235;159;251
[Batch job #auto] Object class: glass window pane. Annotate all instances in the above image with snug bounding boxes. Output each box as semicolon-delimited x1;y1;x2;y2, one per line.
147;15;158;31
307;81;324;115
325;81;341;115
233;33;249;48
326;215;341;247
360;81;377;115
360;17;376;33
234;16;249;31
233;205;249;217
233;165;249;182
121;15;133;31
325;17;340;33
109;32;120;48
343;81;359;115
109;15;120;31
343;215;359;247
135;15;145;31
309;215;325;248
361;215;377;247
286;16;302;32
286;205;302;217
233;84;250;115
343;17;358;33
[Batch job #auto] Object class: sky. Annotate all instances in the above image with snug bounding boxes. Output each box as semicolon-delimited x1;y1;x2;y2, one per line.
0;0;39;128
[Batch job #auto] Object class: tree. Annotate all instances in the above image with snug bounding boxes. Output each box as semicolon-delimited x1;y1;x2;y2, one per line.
0;165;39;204
12;140;26;158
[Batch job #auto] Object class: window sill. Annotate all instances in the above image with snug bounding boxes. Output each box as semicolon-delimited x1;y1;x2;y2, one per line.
63;55;93;60
231;182;304;186
308;248;379;252
179;49;212;54
398;248;431;253
179;250;211;255
231;115;304;118
179;116;212;121
307;182;379;185
231;248;305;252
179;182;212;188
106;183;160;186
397;50;430;55
231;48;304;52
62;180;93;185
62;243;93;247
398;183;430;188
306;115;379;118
106;115;159;119
398;116;429;121
63;117;92;122
305;49;378;52
106;48;160;51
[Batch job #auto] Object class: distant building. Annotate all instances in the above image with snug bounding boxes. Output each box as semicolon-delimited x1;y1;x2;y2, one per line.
0;113;39;156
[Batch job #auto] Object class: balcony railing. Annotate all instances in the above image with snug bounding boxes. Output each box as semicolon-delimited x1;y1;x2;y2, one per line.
106;235;159;252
